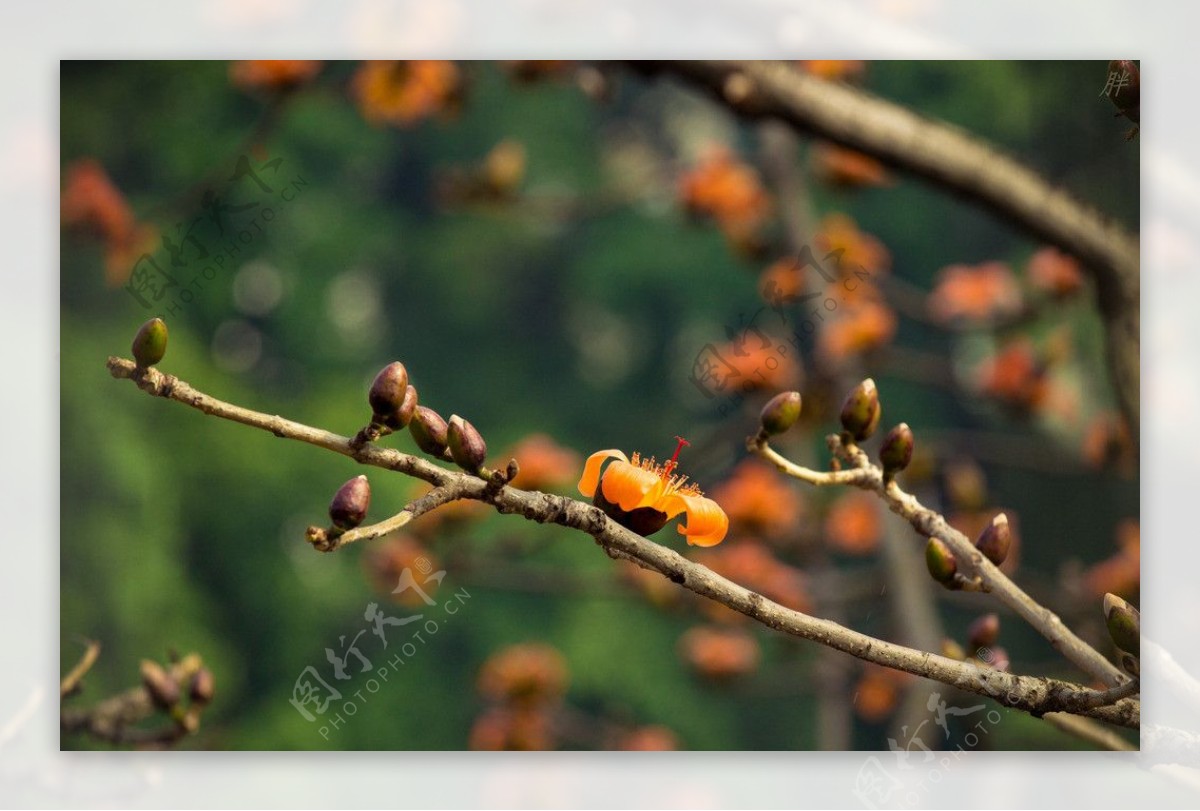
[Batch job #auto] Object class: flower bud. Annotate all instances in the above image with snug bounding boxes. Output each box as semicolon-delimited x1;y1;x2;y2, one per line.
368;362;410;420
409;406;450;456
979;645;1010;672
1104;60;1140;119
879;423;913;476
131;317;168;367
840;378;881;441
140;659;180;709
967;613;1000;651
329;475;371;530
189;667;215;706
925;537;958;586
975;513;1012;566
447;415;487;473
760;391;802;436
379;385;419;430
1102;592;1140;658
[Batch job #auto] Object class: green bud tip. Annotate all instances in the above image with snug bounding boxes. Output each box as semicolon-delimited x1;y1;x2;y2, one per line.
1102;592;1140;658
329;475;371;530
189;667;215;706
140;659;180;709
368;362;410;420
975;513;1012;566
879;422;914;475
131;317;169;367
967;613;1000;651
925;537;958;585
760;391;802;436
409;405;450;456
840;378;881;441
447;415;488;472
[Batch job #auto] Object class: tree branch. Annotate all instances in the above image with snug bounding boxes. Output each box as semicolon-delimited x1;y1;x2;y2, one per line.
106;356;1138;728
60;638;101;698
60;652;209;746
633;59;1139;434
750;433;1127;688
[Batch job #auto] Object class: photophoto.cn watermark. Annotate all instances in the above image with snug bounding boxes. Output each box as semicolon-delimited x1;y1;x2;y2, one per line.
123;152;308;316
287;557;471;740
852;648;1017;809
687;245;875;418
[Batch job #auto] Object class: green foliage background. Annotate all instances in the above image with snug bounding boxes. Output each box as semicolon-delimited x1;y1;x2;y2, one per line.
61;61;1138;750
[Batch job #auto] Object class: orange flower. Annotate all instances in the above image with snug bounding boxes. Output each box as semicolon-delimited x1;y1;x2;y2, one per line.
824;491;882;555
854;670;899;722
799;60;867;81
353;60;461;127
678;145;772;247
477;642;569;705
229;60;322;92
1081;412;1135;473
61;159;135;245
811;143;891;189
928;261;1023;324
1082;519;1139;599
711;337;803;393
578;438;729;547
817;287;897;362
759;254;807;305
618;725;679;751
679;625;760;680
709;460;804;539
1027;247;1085;298
507;433;580;491
977;339;1048;411
814;213;890;277
61;159;159;286
469;705;554;751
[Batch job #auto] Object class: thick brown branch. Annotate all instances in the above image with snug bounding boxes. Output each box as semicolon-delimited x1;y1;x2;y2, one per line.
634;60;1139;433
107;356;1137;728
752;434;1127;688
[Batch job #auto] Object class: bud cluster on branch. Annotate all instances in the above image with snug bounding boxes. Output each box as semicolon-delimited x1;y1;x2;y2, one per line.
104;323;1139;740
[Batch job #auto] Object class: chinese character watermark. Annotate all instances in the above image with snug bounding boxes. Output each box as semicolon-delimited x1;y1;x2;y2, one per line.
124;152;309;315
287;558;471;739
852;650;1012;808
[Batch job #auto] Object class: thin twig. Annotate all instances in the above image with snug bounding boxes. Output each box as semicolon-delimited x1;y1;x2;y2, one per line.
307;485;462;552
107;356;1138;728
1043;712;1137;751
60;653;207;746
751;433;1127;689
60;638;101;698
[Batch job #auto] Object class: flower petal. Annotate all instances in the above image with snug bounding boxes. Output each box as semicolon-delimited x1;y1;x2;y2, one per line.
664;493;729;547
601;460;664;512
578;449;627;498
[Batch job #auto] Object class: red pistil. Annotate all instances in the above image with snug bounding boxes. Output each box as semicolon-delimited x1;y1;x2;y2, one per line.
664;435;691;476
